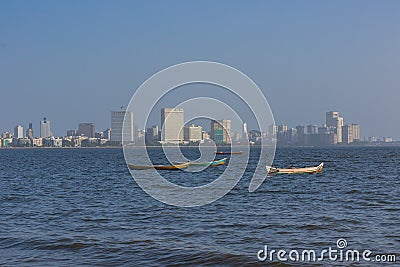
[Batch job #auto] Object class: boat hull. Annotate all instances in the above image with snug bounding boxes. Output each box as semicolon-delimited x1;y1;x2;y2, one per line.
266;162;323;175
128;162;190;170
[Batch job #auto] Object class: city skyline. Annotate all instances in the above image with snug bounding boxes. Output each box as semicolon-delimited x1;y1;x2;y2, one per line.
2;107;396;142
2;107;398;147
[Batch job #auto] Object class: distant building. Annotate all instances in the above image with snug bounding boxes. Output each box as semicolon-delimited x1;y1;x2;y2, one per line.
351;124;361;141
1;132;11;138
202;131;210;140
268;124;277;136
210;119;231;145
242;122;248;142
51;137;63;147
343;124;361;144
103;128;111;141
383;137;393;143
184;124;202;142
14;125;23;139
111;111;135;144
369;136;378;142
161;108;184;143
326;111;343;143
146;125;159;144
307;125;318;134
342;125;354;144
40;117;52;138
67;130;77;137
278;124;288;133
78;123;95;138
26;123;34;139
95;132;104;139
32;138;43;147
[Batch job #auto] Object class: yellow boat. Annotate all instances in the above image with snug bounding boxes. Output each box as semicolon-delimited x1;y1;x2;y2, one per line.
128;162;190;170
266;162;323;175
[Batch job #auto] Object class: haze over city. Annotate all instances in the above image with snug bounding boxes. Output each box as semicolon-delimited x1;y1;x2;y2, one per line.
1;1;399;139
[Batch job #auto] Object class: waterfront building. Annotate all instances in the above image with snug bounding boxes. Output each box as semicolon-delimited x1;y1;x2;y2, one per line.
40;117;52;138
326;111;343;143
161;108;184;143
242;122;248;142
383;137;393;143
202;131;210;140
278;124;288;133
14;125;23;139
32;137;43;147
66;130;77;137
146;125;159;143
184;124;202;142
351;124;361;141
342;125;354;144
103;128;111;141
78;123;95;138
210;119;231;145
26;123;34;139
111;111;135;144
268;124;277;136
307;124;318;134
342;124;361;144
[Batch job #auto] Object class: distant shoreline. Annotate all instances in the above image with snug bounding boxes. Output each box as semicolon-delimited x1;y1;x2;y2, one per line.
2;143;400;150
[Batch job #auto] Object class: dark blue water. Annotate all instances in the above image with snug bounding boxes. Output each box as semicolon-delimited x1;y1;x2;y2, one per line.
1;147;399;266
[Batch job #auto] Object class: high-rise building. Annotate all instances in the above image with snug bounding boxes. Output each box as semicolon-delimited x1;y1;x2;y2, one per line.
326;111;343;143
242;122;248;142
342;125;353;144
78;123;96;138
342;124;361;144
307;125;318;134
67;130;77;137
352;124;361;141
210;119;231;145
278;124;288;133
184;124;202;142
111;111;135;144
146;125;159;143
40;117;52;138
103;128;111;141
26;123;34;139
14;125;24;139
161;108;184;143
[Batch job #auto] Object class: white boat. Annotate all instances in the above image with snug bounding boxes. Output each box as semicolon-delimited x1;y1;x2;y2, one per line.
266;162;324;175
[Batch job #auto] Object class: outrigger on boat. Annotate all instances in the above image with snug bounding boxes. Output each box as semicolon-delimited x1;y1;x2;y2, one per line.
128;162;190;170
214;151;243;155
266;162;324;175
189;157;227;167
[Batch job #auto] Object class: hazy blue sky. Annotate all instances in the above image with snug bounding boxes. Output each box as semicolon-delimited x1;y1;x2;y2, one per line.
1;1;399;139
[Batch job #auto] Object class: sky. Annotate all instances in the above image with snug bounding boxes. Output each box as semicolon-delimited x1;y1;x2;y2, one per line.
0;1;399;139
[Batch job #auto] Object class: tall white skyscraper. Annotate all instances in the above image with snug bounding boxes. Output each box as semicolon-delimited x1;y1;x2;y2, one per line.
161;108;184;143
14;125;24;138
242;122;248;142
111;111;135;144
326;111;343;143
40;117;52;138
